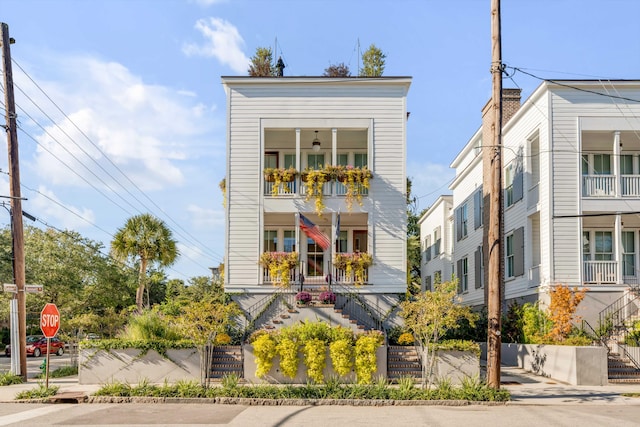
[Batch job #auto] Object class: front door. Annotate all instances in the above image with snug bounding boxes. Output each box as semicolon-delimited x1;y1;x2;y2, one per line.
307;238;324;277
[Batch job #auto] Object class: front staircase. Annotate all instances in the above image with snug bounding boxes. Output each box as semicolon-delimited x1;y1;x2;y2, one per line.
608;351;640;383
209;345;244;380
387;345;422;382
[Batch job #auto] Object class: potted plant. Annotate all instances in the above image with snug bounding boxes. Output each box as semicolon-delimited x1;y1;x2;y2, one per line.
318;291;336;305
333;252;373;286
264;166;298;196
259;252;299;287
301;166;331;214
341;165;373;211
295;291;312;306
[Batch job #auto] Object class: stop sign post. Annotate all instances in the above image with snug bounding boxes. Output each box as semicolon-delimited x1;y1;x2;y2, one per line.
40;303;60;388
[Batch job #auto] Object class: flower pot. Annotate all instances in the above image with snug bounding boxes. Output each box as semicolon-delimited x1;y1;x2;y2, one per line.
264;173;275;182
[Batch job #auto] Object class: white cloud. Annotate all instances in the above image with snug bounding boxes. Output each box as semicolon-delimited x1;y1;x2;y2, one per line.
15;55;217;192
30;186;96;230
407;161;455;211
183;17;250;73
187;204;225;229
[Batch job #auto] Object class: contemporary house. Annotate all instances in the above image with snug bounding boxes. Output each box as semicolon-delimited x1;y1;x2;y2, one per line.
421;81;640;328
418;195;453;292
221;76;411;319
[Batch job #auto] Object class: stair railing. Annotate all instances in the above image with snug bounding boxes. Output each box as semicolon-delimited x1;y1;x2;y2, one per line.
597;285;640;344
617;343;640;371
332;281;385;331
239;286;296;341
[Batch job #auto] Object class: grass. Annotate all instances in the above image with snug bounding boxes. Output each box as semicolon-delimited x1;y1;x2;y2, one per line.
34;365;78;379
93;374;510;402
15;384;59;400
0;372;23;386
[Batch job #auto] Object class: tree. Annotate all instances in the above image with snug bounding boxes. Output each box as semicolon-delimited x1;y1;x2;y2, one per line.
547;284;587;342
406;178;422;294
323;63;351;77
401;280;477;388
248;47;274;77
111;214;178;313
360;44;386;77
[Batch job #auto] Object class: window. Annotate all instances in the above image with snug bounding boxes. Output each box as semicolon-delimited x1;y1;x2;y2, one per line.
354;153;368;168
457;257;468;293
582;154;612;175
425;236;432;261
474;188;483;229
506;227;525;278
425;275;432;292
456;204;468;241
505;163;523;207
433;227;441;255
336;230;347;253
621;155;634;175
265;152;278;169
283;230;296;253
434;270;442;285
264;230;277;252
353;230;367;252
284;154;296;169
583;231;591;261
622;231;635;277
595;231;613;261
307;153;325;170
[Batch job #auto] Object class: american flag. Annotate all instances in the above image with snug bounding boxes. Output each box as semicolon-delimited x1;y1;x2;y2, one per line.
299;214;330;251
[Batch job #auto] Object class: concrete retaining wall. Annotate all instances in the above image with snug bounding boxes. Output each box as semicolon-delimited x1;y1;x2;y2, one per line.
431;350;480;384
500;343;608;385
79;348;201;385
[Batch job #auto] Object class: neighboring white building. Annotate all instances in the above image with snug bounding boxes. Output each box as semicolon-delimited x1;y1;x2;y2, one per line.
418;195;453;292
221;76;411;314
421;81;640;326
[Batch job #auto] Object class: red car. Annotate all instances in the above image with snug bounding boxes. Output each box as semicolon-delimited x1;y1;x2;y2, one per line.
5;335;65;357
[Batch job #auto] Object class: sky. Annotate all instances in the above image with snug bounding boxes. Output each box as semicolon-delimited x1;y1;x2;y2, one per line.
1;0;639;281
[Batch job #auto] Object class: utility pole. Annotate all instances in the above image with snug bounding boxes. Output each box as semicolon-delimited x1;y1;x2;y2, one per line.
1;22;28;380
486;0;503;390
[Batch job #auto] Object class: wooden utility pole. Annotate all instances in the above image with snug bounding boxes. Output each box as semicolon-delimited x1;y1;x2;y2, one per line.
1;22;27;380
486;0;503;389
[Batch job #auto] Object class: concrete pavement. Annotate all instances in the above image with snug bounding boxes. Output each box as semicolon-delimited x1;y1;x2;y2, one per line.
1;367;640;406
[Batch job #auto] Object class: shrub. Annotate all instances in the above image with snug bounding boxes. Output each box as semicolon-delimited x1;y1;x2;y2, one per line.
397;332;414;346
354;331;384;384
276;337;299;378
329;338;354;376
303;339;327;383
214;333;231;345
252;333;277;378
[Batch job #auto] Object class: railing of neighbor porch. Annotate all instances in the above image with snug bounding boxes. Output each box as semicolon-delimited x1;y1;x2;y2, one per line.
622;175;640;196
332;266;369;285
583;175;615;197
262;267;298;284
583;260;618;283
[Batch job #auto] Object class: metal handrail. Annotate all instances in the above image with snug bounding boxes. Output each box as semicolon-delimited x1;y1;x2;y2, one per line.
332;281;385;331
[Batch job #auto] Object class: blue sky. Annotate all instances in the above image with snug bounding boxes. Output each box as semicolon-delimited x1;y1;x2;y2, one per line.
1;0;639;281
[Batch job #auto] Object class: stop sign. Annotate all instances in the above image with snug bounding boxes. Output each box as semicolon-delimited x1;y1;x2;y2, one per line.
40;303;60;338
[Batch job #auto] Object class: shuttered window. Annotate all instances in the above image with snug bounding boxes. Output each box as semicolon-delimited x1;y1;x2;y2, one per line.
474;188;483;229
506;227;524;278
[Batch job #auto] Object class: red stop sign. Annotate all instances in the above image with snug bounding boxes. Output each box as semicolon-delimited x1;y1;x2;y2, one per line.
40;303;60;338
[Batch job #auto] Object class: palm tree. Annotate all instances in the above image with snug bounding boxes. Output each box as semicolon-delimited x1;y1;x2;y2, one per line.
111;214;178;312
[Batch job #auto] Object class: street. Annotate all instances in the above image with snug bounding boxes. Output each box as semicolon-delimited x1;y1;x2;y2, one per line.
0;350;74;378
0;402;639;426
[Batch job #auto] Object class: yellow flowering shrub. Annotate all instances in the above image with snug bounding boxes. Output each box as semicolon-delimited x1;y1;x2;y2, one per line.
252;333;277;378
329;338;354;376
276;337;299;378
303;339;327;383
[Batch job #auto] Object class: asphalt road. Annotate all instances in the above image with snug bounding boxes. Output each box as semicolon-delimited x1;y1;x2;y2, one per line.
0;350;74;378
0;402;639;426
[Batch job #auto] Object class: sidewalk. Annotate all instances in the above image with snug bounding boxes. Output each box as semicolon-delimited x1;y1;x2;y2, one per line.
1;368;640;405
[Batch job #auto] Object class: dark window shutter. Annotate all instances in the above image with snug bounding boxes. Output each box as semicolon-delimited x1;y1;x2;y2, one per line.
513;172;523;203
514;227;525;277
456;208;462;241
474;190;482;229
475;247;482;289
456;259;463;293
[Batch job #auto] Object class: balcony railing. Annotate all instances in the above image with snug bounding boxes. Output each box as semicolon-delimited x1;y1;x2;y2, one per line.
332;266;369;285
261;266;370;286
262;268;298;284
264;181;296;196
583;260;618;283
583;174;640;197
528;264;540;287
583;175;615;197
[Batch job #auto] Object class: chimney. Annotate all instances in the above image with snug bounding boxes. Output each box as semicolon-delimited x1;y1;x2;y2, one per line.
502;88;522;125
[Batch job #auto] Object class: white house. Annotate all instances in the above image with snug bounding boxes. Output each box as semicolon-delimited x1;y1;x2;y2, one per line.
422;81;640;327
221;76;411;314
418;195;453;292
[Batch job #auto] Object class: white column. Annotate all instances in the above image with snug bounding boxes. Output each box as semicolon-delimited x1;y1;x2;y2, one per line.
332;128;337;165
295;128;301;172
615;213;623;284
614;131;621;197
